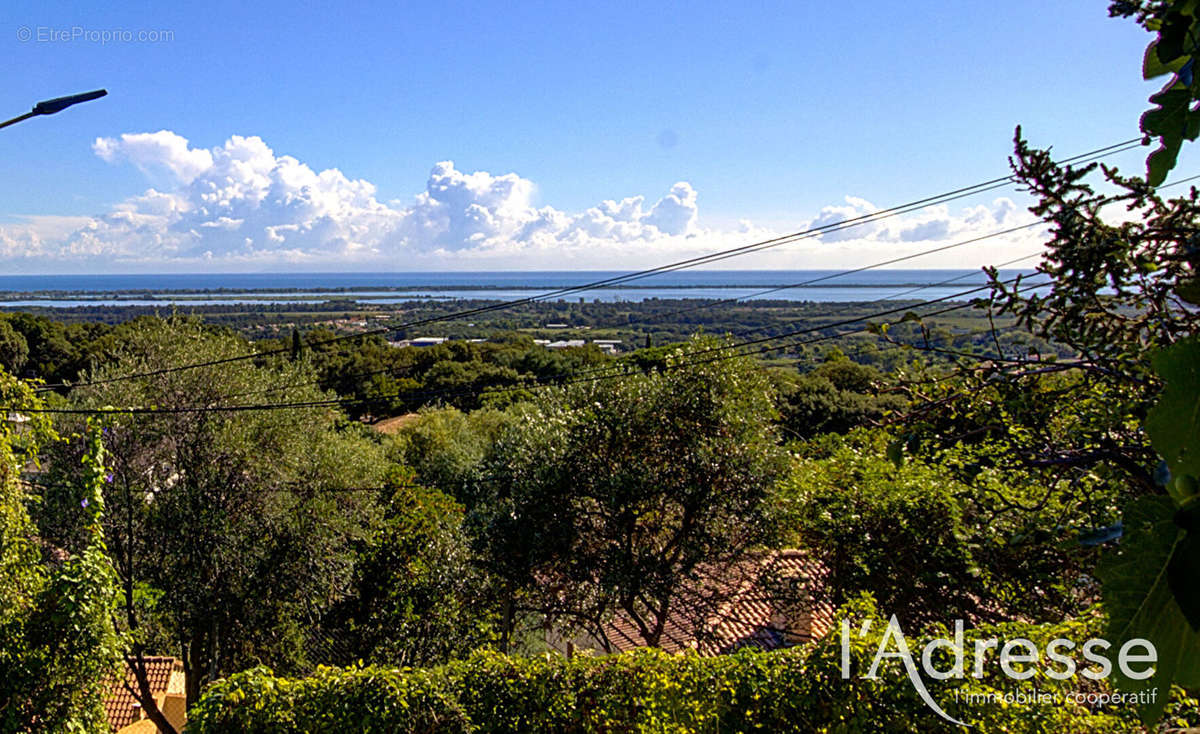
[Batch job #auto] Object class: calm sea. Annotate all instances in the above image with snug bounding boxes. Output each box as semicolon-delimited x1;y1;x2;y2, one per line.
0;270;1038;307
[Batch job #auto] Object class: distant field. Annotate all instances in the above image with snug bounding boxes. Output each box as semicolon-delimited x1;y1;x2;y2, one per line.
0;293;1063;370
372;414;422;434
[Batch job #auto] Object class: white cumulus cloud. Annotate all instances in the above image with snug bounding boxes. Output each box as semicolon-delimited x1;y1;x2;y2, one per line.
0;130;1041;272
93;130;214;185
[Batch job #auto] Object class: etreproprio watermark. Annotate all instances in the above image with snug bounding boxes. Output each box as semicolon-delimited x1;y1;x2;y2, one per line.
16;26;174;44
842;616;1158;726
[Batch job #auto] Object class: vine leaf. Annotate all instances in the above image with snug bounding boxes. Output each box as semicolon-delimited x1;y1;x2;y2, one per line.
1144;41;1187;80
1155;9;1193;63
1141;88;1200;186
1130;3;1200;184
1168;522;1200;630
1096;496;1200;725
1097;336;1200;725
1146;338;1200;497
1148;337;1200;630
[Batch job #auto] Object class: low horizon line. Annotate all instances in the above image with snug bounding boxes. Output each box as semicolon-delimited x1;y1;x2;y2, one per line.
0;267;1038;278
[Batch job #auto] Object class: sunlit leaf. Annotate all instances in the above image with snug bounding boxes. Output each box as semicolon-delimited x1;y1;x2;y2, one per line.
1145;41;1189;79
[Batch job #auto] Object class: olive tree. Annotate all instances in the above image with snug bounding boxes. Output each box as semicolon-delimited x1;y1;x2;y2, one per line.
466;336;788;651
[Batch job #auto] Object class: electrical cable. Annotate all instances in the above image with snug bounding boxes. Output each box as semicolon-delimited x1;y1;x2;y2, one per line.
33;137;1144;393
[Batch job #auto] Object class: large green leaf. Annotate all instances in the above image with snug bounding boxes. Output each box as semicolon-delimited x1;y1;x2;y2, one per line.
1168;519;1200;630
1097;495;1200;725
1132;3;1200;184
1141;89;1193;185
1146;134;1185;187
1147;337;1200;632
1146;41;1189;79
1146;337;1200;498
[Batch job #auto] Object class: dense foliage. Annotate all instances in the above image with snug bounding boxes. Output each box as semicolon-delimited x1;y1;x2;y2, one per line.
32;318;394;711
0;298;1052;416
186;599;1161;733
893;132;1200;723
321;468;498;668
0;375;122;734
777;355;906;440
463;336;787;652
781;430;1099;628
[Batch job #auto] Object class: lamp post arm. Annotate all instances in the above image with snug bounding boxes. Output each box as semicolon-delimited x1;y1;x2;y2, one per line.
0;112;37;131
0;89;107;131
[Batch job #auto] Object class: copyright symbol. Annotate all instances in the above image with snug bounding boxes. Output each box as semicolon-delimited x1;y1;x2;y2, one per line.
16;26;32;42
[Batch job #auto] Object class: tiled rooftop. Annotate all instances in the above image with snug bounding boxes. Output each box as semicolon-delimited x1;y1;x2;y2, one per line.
102;656;183;732
601;550;834;655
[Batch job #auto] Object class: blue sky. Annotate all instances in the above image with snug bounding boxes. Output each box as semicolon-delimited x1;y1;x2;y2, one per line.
0;1;1193;272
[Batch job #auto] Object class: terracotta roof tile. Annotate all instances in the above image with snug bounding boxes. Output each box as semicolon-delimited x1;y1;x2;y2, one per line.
102;656;182;732
600;549;833;656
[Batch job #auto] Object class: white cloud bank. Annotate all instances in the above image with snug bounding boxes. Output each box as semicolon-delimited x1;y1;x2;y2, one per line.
0;130;1042;272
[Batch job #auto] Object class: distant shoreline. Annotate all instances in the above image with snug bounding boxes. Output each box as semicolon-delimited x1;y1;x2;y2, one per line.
0;281;994;299
0;269;1032;305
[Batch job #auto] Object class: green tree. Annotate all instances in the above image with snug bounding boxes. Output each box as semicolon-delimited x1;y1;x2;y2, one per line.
0;320;28;375
778;356;906;440
38;318;391;709
420;360;524;411
0;372;122;733
897;132;1200;514
394;406;517;492
322;468;497;667
466;336;788;651
4;313;81;383
893;134;1200;723
781;430;1097;628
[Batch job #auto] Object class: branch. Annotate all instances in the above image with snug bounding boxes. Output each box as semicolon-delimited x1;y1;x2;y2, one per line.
124;651;178;734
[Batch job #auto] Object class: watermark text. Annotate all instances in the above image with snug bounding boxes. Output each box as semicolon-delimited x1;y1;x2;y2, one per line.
17;26;175;44
842;615;1158;726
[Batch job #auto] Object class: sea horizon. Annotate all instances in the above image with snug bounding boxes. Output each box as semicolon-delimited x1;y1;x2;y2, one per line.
0;269;1040;307
0;268;1035;290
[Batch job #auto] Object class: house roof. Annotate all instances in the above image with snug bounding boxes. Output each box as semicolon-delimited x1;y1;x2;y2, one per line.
601;550;834;655
103;656;183;732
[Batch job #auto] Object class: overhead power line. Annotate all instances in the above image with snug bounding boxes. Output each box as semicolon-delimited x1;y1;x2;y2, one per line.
203;229;1049;405
35;137;1144;394
8;273;1053;416
18;320;1055;500
643;223;1043;323
491;258;1046;385
656;278;1056;369
197;165;1200;407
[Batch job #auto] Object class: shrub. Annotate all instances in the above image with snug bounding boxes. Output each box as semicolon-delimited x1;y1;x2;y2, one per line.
189;600;1145;733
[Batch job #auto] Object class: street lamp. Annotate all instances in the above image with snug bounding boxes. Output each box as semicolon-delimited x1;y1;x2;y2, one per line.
0;89;108;130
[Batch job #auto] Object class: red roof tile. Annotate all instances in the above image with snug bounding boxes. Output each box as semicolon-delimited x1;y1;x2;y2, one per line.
102;656;182;732
601;550;833;655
